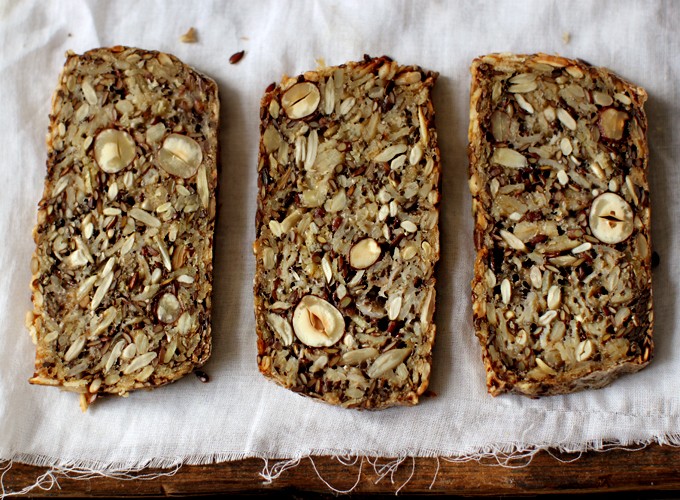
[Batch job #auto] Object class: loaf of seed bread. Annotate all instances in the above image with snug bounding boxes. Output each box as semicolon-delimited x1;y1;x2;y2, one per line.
468;53;653;396
254;56;441;409
26;46;219;409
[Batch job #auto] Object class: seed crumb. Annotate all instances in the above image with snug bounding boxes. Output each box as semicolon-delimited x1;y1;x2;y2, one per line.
229;50;245;65
179;27;198;44
194;370;210;383
562;32;571;44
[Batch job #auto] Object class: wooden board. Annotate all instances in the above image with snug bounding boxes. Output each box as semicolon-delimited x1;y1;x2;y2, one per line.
4;444;680;496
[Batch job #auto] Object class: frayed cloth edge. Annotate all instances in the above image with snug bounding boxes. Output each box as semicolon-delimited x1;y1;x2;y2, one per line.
3;434;680;497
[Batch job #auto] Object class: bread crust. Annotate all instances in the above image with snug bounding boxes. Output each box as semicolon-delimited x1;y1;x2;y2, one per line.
468;53;653;397
254;56;441;409
27;46;219;408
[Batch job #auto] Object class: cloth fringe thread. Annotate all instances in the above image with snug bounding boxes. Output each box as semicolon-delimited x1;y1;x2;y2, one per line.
3;434;680;498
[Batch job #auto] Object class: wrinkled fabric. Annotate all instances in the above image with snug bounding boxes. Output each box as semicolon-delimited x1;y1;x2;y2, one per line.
1;0;679;472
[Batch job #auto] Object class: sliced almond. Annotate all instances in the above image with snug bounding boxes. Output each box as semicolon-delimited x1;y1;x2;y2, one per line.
557;108;577;130
490;111;511;142
499;229;527;251
196;164;210;208
281;82;320;119
535;357;557;375
349;238;381;269
267;313;293;346
94;129;136;174
292;295;344;347
367;348;411;379
589;192;634;244
508;81;538;93
547;285;561;310
592;91;613;107
515;94;534;114
64;336;86;362
374;143;408;163
492;148;527;169
158;134;203;178
342;347;379;366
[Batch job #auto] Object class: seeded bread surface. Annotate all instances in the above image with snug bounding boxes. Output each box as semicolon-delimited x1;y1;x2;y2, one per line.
27;46;219;409
254;56;441;409
468;53;653;396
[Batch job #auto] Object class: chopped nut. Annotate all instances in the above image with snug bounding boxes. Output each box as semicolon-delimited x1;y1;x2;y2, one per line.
321;254;333;283
281;82;320;119
29;47;219;406
94;129;136;174
255;56;440;408
64;337;86;362
196;164;210;208
292;295;344;347
565;65;583;79
157;293;182;324
589;192;634;244
123;352;157;375
598;108;628;141
179;27;197;43
158;134;203;178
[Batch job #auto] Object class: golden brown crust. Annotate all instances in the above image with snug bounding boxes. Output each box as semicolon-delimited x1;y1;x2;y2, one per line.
468;53;652;397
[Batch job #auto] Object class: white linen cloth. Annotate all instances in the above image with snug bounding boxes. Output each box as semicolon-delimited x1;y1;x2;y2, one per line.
1;0;679;488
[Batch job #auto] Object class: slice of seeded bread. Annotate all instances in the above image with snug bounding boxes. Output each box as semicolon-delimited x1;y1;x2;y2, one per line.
468;53;653;396
27;46;219;409
254;56;441;409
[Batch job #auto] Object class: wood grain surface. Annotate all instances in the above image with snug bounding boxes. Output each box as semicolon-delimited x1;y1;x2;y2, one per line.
3;443;680;497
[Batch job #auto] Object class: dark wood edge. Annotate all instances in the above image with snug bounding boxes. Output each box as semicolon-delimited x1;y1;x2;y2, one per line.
3;443;680;497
